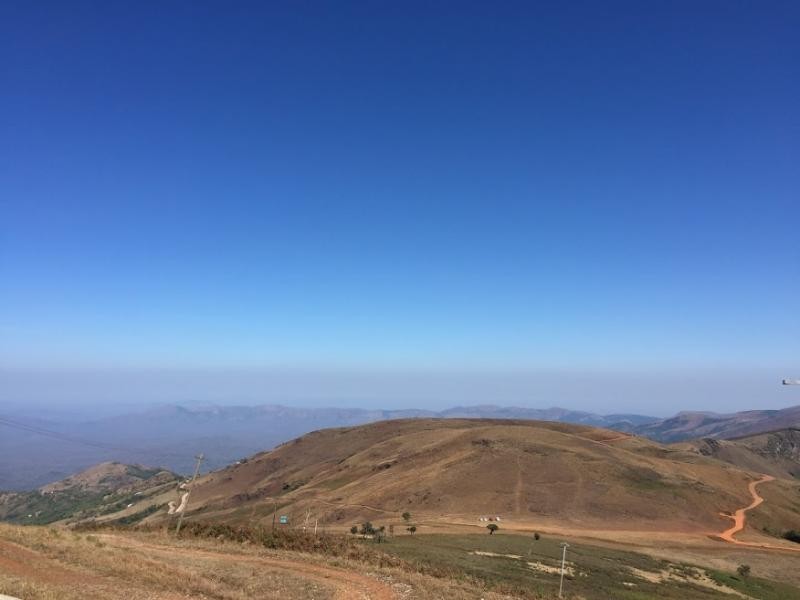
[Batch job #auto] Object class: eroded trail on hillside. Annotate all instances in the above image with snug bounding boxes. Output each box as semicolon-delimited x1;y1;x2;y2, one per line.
100;534;396;600
719;475;775;545
719;474;774;544
716;474;800;552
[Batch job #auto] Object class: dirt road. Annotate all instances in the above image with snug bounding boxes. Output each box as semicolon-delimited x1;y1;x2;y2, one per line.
715;474;800;553
719;474;774;544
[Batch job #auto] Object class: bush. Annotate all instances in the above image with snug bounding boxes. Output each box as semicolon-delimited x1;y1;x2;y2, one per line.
534;532;540;540
173;522;407;567
782;530;800;544
487;523;499;534
737;564;751;578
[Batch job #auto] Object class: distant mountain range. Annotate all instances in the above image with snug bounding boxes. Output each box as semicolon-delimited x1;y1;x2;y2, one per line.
632;405;800;443
2;402;798;491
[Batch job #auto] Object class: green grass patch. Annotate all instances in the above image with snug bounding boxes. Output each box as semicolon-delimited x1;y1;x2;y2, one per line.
708;569;800;600
378;533;800;599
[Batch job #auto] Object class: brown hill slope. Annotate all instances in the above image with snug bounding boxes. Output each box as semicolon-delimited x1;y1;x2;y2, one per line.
166;419;798;533
679;429;800;480
633;405;800;443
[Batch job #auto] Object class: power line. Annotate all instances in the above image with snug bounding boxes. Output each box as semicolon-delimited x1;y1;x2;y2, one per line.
175;453;204;534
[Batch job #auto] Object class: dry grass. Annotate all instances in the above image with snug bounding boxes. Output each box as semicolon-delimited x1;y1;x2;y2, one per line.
0;523;521;600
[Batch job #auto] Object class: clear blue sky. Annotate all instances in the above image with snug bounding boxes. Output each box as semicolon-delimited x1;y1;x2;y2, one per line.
1;2;798;413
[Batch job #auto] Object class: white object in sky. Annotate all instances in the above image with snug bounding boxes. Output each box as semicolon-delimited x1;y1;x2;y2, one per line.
782;379;800;385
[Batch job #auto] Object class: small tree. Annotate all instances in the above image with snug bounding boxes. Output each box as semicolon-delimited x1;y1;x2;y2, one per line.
534;532;540;541
376;525;386;543
360;522;375;536
350;525;358;535
487;523;499;535
737;564;751;578
402;511;412;523
407;525;417;535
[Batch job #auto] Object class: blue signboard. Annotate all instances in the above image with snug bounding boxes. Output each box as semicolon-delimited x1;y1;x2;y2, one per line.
279;515;289;524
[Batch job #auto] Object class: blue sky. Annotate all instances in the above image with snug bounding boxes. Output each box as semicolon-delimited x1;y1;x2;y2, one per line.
1;2;798;412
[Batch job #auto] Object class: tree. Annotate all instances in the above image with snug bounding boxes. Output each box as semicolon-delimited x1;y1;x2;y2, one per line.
389;524;395;537
737;564;751;578
487;523;499;535
402;512;412;523
350;525;358;535
359;522;375;536
534;532;540;541
376;525;386;543
406;525;417;535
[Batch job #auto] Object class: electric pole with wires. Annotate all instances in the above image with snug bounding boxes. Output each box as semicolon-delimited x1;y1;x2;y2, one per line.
558;542;570;598
175;453;204;534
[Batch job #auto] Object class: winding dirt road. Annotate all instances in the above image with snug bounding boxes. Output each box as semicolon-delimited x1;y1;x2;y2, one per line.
715;474;800;552
719;474;774;544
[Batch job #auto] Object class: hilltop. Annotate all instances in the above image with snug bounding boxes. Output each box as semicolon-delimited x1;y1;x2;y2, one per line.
0;404;657;491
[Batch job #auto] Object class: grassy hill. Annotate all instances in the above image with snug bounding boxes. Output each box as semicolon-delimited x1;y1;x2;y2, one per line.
148;418;799;535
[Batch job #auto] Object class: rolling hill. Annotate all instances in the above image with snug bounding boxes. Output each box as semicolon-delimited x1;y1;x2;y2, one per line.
125;418;800;535
0;404;657;490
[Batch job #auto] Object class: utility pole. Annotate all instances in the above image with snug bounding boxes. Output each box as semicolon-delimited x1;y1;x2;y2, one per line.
175;453;204;534
558;542;570;598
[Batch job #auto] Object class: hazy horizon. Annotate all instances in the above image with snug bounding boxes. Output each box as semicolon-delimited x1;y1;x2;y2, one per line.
2;366;798;418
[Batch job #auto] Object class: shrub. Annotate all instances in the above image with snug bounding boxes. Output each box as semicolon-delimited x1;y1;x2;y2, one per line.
487;523;499;534
782;530;800;544
737;564;751;578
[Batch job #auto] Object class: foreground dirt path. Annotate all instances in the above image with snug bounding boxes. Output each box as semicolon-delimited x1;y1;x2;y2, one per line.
101;534;396;600
0;538;102;587
0;537;192;599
